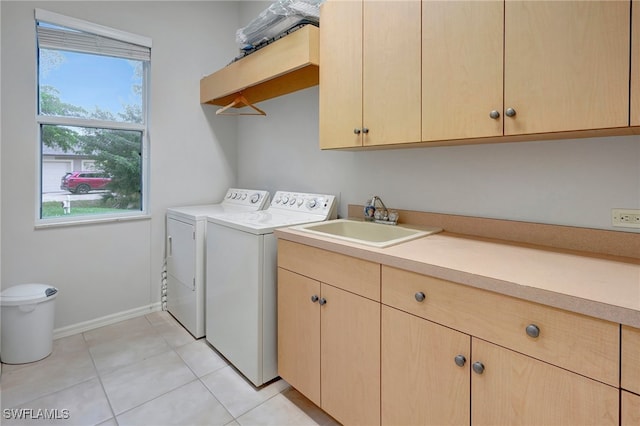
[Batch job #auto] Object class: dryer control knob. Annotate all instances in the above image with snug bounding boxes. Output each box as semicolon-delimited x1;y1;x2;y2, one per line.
289;198;296;206
241;193;247;200
297;198;304;206
282;196;289;204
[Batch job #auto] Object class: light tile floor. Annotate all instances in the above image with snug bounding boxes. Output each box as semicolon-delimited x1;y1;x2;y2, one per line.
0;311;340;426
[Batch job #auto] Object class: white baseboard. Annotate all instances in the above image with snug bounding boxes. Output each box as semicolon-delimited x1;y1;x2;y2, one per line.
53;303;163;340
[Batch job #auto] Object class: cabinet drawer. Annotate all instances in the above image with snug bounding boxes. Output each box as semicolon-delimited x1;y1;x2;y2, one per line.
381;266;619;386
278;240;380;301
622;325;640;394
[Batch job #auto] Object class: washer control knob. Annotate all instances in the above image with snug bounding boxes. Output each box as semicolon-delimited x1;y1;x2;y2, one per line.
289;198;296;205
250;193;261;204
241;193;247;200
226;192;232;198
307;199;317;209
297;198;304;206
282;196;289;204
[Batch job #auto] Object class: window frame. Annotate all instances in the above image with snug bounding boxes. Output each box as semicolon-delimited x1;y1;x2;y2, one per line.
34;9;152;228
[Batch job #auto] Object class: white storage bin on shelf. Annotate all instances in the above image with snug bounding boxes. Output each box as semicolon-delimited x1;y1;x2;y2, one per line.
1;284;58;364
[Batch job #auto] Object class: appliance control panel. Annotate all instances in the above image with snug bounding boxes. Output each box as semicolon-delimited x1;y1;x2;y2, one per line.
270;191;337;219
222;188;270;208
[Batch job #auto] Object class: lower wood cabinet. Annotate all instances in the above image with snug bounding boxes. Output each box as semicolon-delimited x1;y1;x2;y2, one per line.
471;338;618;426
382;305;470;425
381;304;618;426
622;325;640;394
277;267;380;426
277;241;626;425
622;390;640;425
621;325;640;425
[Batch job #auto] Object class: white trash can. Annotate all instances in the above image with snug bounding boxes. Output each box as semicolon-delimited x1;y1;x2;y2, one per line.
1;284;58;364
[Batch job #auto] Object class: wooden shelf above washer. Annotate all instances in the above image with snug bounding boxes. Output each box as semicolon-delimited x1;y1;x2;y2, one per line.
200;25;320;107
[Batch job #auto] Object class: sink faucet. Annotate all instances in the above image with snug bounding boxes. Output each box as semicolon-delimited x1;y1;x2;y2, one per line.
365;196;398;225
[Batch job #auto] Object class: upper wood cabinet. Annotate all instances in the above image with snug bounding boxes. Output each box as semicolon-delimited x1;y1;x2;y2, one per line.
503;1;630;135
321;0;633;148
632;0;640;126
422;1;504;141
319;0;421;149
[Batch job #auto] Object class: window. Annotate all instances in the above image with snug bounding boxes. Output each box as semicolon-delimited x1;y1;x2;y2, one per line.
35;9;151;224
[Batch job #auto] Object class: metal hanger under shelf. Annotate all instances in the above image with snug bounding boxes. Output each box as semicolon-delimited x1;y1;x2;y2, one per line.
215;94;266;116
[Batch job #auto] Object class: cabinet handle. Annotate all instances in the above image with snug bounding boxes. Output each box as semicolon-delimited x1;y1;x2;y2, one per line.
362;127;369;134
168;236;172;256
472;361;485;375
319;298;327;306
489;110;500;119
414;292;426;302
454;354;466;367
310;295;319;303
505;107;517;117
525;324;540;338
354;128;361;135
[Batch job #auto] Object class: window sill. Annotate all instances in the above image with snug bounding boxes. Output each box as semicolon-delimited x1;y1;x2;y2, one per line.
35;213;151;230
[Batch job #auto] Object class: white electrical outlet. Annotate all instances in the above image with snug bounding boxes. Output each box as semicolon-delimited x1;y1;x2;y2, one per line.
611;208;640;228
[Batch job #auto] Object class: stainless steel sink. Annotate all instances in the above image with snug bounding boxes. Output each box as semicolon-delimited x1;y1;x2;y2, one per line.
292;219;442;248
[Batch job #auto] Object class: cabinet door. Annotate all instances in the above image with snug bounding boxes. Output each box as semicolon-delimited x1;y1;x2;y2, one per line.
504;1;630;135
363;0;421;146
632;0;640;126
319;0;363;149
422;0;503;141
471;338;619;426
321;283;380;426
277;268;321;406
622;325;640;394
622;391;640;426
381;306;470;426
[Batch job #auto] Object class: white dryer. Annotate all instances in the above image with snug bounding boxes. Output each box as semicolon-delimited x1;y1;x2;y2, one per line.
205;191;336;386
166;188;269;338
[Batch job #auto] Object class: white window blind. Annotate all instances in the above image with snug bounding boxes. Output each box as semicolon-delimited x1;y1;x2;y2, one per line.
35;8;151;61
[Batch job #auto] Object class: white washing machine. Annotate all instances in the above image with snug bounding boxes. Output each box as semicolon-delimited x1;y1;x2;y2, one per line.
166;188;270;338
205;191;337;386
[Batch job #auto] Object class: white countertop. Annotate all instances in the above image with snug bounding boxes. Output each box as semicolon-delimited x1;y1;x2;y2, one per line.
275;227;640;328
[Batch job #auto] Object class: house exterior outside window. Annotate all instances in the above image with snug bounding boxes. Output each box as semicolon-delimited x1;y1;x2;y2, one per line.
35;9;151;225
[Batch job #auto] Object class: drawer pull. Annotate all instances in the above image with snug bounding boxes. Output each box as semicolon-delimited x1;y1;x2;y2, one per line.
414;292;426;302
454;354;466;367
472;361;485;375
310;295;319;303
319;298;327;306
526;324;540;338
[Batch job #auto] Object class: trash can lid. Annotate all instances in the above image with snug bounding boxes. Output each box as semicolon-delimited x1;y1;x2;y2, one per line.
0;284;58;306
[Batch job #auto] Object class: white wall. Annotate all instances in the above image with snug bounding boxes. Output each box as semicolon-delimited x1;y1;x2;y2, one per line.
1;1;241;330
237;86;640;231
234;4;640;230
